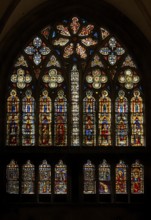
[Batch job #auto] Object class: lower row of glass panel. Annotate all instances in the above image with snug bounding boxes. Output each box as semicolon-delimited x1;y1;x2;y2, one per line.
6;159;144;195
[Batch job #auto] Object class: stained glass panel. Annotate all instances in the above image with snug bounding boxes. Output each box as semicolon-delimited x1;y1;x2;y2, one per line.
115;160;127;194
54;160;67;194
6;90;20;146
24;36;50;65
83;91;96;146
131;90;144;146
39;160;51;194
98;90;111;146
83;160;96;194
131;160;144;194
22;90;35;146
115;91;128;146
99;160;111;194
71;65;80;146
6;160;19;194
39;90;52;146
22;160;35;194
54;90;67;146
100;37;125;65
53;17;98;59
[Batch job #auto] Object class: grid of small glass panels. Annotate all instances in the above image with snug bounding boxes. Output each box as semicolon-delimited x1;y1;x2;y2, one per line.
6;159;144;195
6;160;67;195
83;160;144;194
6;16;145;147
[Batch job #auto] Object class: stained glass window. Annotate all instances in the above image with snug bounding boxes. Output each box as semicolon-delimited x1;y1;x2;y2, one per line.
22;160;35;194
6;90;20;146
115;91;128;146
99;160;111;194
115;160;127;194
54;90;67;146
6;160;19;194
131;90;144;146
83;91;96;146
6;16;145;148
39;90;52;146
54;160;67;194
131;160;144;194
83;160;96;194
39;160;51;194
22;90;35;146
98;90;111;146
5;16;146;199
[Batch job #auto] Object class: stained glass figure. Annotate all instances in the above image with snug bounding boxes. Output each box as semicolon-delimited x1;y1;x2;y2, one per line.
86;69;107;89
42;68;64;88
22;160;35;194
6;160;19;194
53;17;98;59
39;160;51;194
83;91;96;146
99;160;111;194
83;160;96;194
131;160;144;194
116;160;127;194
22;90;35;146
71;65;80;146
54;90;67;146
115;91;128;146
98;90;111;146
6;90;20;146
24;36;50;65
100;37;125;65
39;90;52;146
131;90;144;146
54;160;67;194
11;68;32;89
118;69;140;89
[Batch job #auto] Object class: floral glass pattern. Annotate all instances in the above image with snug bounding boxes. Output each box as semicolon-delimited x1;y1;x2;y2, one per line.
22;160;35;194
53;17;98;59
42;68;64;88
39;160;51;194
118;69;140;89
11;68;32;89
6;160;19;194
24;36;50;65
54;160;67;194
83;160;96;194
100;37;125;65
86;69;107;89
